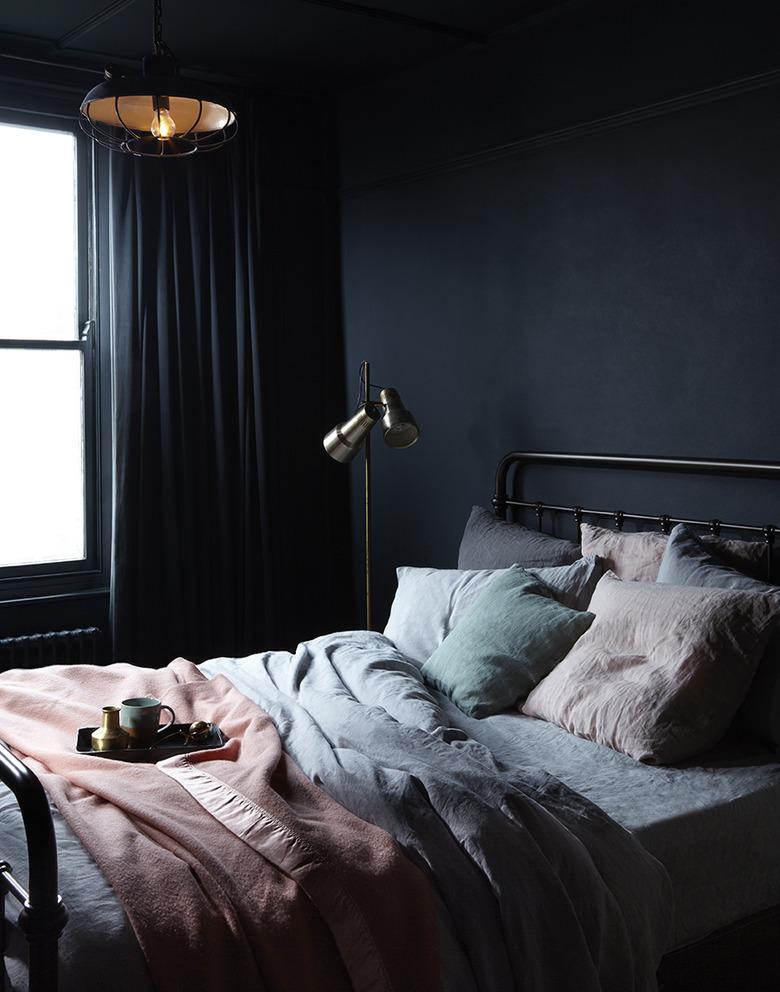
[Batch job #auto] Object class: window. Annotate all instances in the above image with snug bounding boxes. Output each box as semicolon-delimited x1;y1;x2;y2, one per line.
0;116;106;596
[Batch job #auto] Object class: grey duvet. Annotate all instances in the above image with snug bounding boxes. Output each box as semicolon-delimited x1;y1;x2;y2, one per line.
3;631;671;991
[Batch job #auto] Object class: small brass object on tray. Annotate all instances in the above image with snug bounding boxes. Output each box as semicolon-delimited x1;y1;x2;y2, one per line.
91;706;130;752
153;720;212;747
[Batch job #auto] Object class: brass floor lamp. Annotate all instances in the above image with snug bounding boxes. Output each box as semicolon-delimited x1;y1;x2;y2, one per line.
323;361;419;630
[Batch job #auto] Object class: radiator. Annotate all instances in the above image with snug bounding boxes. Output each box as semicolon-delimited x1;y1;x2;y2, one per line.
0;627;102;671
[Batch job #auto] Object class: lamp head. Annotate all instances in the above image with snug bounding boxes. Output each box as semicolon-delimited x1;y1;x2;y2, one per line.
78;2;237;157
323;404;380;463
379;388;420;449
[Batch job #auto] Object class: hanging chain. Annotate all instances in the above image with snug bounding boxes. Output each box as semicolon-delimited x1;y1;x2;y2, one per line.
153;0;163;54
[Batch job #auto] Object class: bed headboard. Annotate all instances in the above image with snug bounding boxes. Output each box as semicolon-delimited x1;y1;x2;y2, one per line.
492;452;780;581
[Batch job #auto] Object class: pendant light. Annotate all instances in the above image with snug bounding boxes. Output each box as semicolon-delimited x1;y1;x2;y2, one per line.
79;0;237;157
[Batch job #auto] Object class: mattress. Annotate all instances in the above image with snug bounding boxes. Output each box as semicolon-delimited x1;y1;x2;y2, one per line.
441;699;780;949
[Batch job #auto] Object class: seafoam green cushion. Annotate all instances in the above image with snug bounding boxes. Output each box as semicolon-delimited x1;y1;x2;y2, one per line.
421;565;595;718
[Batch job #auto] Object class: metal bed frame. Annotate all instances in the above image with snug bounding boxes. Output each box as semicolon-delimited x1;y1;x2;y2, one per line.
1;450;779;991
493;451;779;579
0;741;67;992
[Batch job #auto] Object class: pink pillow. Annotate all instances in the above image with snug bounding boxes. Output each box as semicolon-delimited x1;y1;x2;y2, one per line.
522;572;776;764
580;523;765;582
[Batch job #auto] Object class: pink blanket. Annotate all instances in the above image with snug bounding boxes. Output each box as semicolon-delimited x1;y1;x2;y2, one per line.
0;660;439;991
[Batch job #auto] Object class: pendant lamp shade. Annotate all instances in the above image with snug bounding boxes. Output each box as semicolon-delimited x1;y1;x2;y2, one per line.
79;2;237;157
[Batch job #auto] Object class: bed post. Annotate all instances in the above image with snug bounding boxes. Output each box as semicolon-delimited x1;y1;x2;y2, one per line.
493;452;520;520
0;880;5;992
0;741;67;992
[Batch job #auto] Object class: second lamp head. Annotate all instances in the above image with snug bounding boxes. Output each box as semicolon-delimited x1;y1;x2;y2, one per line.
323;386;419;464
378;388;419;449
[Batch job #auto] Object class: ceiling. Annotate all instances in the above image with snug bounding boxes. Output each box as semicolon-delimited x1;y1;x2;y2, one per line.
0;0;576;93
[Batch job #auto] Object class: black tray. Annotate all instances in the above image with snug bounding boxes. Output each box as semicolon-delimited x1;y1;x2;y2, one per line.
76;723;229;762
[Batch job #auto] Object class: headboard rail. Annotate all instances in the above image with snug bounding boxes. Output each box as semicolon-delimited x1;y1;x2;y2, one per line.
492;452;780;579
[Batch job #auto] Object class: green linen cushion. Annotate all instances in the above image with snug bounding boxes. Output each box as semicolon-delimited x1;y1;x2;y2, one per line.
420;565;595;718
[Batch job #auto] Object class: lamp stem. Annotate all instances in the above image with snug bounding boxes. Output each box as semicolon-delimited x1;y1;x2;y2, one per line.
362;360;373;630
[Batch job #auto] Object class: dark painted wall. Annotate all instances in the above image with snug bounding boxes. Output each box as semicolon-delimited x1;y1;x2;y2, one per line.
339;0;780;625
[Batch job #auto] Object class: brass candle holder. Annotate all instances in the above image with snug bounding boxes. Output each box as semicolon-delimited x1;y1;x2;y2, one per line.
91;706;130;751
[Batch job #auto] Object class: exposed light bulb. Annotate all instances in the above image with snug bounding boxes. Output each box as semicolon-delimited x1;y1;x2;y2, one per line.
150;106;176;139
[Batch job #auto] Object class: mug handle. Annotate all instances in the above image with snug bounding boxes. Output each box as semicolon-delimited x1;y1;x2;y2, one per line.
159;705;176;733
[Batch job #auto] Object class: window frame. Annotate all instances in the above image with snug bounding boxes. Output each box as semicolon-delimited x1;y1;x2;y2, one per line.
0;108;110;601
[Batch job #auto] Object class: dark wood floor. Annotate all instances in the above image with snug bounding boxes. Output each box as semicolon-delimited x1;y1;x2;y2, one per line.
657;906;780;992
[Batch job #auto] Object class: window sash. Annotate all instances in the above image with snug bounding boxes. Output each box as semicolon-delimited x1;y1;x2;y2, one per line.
0;113;104;593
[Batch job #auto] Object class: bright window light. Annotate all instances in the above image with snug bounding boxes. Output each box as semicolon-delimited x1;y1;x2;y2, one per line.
0;122;86;568
0;124;78;341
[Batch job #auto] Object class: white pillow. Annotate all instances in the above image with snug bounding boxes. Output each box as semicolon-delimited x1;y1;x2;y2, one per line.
384;557;602;666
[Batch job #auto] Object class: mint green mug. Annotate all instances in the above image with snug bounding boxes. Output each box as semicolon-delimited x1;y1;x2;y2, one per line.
120;697;176;748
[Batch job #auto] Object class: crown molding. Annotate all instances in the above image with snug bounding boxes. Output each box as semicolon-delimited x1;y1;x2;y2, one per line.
341;66;780;198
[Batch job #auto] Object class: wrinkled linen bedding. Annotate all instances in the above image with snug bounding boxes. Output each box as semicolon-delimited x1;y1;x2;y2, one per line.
2;631;672;991
0;656;437;992
440;704;780;949
201;631;671;991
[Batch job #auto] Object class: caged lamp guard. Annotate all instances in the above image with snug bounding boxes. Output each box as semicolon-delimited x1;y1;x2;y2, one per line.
79;0;237;158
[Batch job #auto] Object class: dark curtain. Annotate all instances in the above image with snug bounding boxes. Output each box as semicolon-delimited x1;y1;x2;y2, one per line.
108;104;274;666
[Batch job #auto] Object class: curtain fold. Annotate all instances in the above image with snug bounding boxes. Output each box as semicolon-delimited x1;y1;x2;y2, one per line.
108;104;274;666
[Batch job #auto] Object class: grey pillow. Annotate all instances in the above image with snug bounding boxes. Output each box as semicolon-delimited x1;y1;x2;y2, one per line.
384;557;603;666
582;522;766;583
458;506;581;569
657;524;780;748
421;566;595;718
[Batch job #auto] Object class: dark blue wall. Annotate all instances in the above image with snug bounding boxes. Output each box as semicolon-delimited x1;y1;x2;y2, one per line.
338;0;780;625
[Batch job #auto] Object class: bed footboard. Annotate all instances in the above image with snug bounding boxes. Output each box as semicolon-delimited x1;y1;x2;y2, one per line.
0;740;67;992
